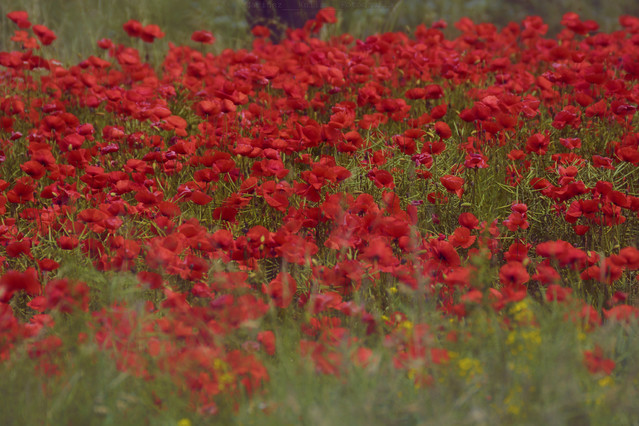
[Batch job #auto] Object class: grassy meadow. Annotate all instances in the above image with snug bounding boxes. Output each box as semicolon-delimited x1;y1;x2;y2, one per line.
1;2;639;425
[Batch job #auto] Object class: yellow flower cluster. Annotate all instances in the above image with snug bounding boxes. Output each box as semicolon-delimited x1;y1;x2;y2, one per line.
504;385;524;416
506;329;542;358
213;358;235;391
457;356;483;379
509;300;535;324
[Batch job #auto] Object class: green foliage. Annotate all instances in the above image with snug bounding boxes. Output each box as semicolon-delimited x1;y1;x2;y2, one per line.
1;0;250;65
2;1;639;424
4;0;639;66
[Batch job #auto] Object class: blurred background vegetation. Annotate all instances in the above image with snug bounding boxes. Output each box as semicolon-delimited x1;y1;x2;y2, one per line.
1;0;639;65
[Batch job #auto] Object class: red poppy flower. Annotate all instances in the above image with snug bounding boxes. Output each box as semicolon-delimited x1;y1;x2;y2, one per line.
251;25;270;38
424;84;444;99
0;268;40;301
503;207;529;231
427;191;448;205
583;346;615;375
458;212;479;229
189;190;213;205
405;88;427;100
361;237;399;270
525;133;550;155
57;236;79;250
78;208;108;225
367;169;395;189
123;19;142;38
20;160;46;179
430;240;461;268
561;12;599;35
580;261;622;285
604;305;639;322
617;147;639;165
618;247;639;270
499;261;530;286
449;227;476;249
7;11;31;29
422;141;446;155
141;24;165;43
32;24;57;45
38;258;60;272
504;242;530;262
315;7;337;24
545;284;572;302
431;104;447;119
11;30;39;50
536;240;587;268
257;331;276;355
440;175;464;198
97;38;113;50
191;30;215;44
560;138;581;150
263;272;297;308
6;239;32;258
7;176;36;203
464;153;488;169
434;121;452;139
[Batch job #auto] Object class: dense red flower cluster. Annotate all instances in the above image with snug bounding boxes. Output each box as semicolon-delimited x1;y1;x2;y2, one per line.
2;8;639;414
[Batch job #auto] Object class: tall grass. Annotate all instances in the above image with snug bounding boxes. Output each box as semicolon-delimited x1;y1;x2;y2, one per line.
3;0;639;65
2;1;639;424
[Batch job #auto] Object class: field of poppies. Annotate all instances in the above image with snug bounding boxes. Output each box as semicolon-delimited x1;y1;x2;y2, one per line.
2;7;639;425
